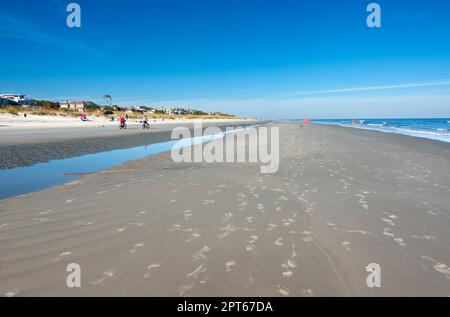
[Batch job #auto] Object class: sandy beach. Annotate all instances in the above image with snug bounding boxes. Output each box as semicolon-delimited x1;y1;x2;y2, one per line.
0;119;258;169
1;122;450;297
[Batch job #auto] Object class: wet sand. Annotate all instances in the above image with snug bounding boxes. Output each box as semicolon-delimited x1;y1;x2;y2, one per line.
1;122;450;296
0;120;258;169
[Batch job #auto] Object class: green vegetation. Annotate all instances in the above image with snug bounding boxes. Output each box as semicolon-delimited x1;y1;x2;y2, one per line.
1;98;239;120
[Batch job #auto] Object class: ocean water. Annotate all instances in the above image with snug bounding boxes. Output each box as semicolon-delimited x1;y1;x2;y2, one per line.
313;118;450;143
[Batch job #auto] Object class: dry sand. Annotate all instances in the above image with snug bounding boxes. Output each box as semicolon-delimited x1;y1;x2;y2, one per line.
1;122;450;296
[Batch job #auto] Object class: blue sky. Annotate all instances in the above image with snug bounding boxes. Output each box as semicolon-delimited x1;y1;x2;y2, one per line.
1;0;449;118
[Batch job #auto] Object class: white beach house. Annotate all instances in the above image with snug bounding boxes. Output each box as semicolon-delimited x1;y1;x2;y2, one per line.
0;94;26;103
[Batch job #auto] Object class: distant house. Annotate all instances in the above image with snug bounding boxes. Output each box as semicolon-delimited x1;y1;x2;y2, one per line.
0;94;26;103
60;101;96;111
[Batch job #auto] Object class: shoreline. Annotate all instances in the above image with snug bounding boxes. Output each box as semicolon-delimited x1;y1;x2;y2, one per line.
313;119;450;144
315;122;450;150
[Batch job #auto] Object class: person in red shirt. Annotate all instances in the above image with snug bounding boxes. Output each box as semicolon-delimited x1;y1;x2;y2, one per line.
119;116;126;129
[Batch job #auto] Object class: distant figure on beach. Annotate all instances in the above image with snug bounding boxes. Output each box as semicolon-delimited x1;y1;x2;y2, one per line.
142;116;150;129
304;117;309;127
119;116;127;129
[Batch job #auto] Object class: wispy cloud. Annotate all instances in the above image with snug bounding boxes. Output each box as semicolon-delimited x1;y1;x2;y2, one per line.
0;11;101;55
275;80;450;98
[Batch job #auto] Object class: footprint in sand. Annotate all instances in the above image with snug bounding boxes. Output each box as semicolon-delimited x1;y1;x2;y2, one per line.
274;237;284;247
355;194;368;210
422;255;450;280
282;244;299;278
249;235;259;244
187;262;207;280
246;216;254;224
202;199;215;205
144;262;161;279
277;286;289;296
348;230;371;235
303;289;313;297
185;231;201;243
381;218;395;226
5;290;19;297
327;223;338;230
383;228;394;237
193;245;211;262
183;210;192;221
246;236;259;252
178;283;195;296
282;219;291;226
137;211;148;216
411;235;436;240
223;212;233;223
383;228;406;247
225;260;237;272
77;221;95;226
246;244;255;252
290;230;313;242
342;241;352;251
169;224;196;232
281;265;293;278
128;222;147;227
65;199;75;204
287;258;298;268
130;242;145;254
266;223;277;232
52;251;72;262
91;269;116;285
238;201;249;211
394;237;407;247
218;223;252;240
